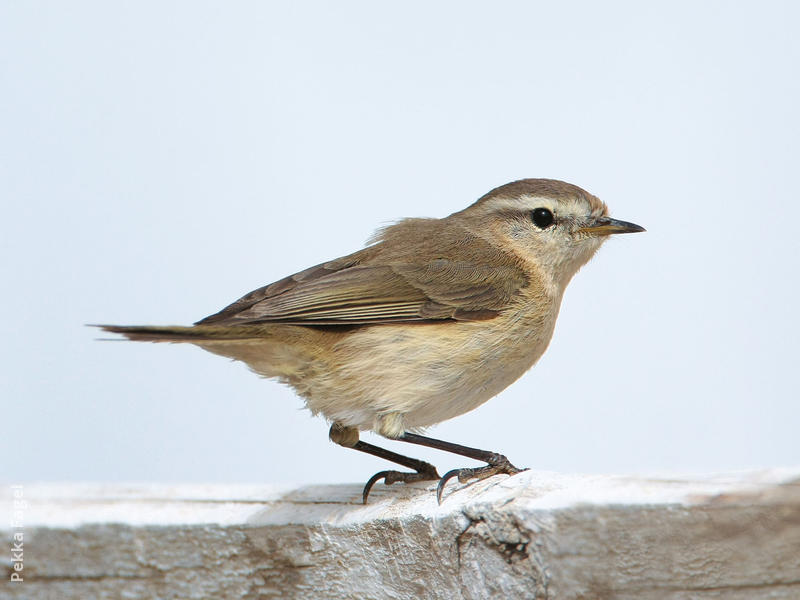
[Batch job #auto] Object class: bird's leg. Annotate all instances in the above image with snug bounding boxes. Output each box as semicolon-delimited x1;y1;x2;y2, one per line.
396;432;527;503
328;424;440;504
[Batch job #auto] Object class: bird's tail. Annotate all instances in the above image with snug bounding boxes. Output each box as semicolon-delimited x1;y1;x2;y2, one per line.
92;324;272;343
94;323;320;381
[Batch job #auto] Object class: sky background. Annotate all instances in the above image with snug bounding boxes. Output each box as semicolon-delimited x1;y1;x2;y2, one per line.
2;1;799;487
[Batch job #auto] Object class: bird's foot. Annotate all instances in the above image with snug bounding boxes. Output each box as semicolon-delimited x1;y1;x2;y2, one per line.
362;463;440;504
436;454;527;504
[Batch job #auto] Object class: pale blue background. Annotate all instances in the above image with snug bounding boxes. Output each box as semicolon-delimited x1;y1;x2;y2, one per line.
2;1;798;485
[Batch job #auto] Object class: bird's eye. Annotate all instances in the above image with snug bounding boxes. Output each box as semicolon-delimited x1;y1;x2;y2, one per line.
531;207;554;229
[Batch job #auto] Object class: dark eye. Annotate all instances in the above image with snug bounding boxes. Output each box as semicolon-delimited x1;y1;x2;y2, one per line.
531;207;554;229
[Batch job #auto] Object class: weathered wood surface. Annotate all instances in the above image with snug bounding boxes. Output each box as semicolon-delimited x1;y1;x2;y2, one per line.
2;469;799;599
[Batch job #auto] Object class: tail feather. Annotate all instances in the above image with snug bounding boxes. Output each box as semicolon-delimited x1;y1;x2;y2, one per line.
92;324;270;342
94;323;330;381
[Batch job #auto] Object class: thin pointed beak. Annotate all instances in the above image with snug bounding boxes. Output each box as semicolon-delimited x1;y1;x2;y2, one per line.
578;216;646;236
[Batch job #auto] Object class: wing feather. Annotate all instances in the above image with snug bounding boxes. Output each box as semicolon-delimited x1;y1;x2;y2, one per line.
197;223;529;327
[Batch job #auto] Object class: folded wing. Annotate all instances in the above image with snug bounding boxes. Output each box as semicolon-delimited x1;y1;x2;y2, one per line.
197;254;527;326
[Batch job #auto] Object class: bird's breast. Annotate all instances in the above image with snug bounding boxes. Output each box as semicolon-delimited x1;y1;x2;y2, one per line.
312;295;560;430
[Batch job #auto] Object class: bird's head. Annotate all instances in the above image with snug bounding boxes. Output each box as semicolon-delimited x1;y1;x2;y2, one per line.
454;178;645;287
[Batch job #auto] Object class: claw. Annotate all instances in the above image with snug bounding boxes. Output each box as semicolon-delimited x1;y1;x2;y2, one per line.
362;470;394;504
362;466;440;504
435;458;528;504
436;468;462;504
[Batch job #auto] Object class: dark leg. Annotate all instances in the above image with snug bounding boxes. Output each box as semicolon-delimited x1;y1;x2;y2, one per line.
352;441;440;503
329;424;439;503
398;432;527;503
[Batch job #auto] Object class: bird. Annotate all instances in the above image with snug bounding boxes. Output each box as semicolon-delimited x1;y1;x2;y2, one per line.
98;178;645;503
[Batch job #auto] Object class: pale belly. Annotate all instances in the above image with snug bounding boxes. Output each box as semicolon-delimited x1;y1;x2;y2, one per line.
301;306;558;434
